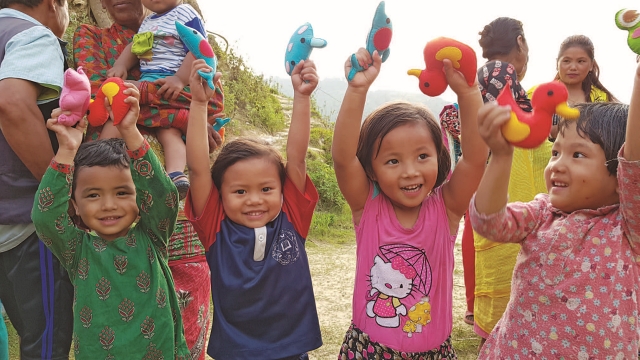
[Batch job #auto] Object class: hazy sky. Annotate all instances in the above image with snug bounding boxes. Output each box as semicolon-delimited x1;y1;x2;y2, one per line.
200;1;638;104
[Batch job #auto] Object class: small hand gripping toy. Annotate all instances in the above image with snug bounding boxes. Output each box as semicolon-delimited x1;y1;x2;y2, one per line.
408;37;477;97
284;22;327;75
498;81;579;149
347;1;392;81
175;21;217;90
615;9;640;54
58;67;91;126
87;77;130;127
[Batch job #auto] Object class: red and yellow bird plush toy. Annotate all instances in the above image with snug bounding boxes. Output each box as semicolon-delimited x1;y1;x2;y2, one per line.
498;81;579;149
87;77;130;127
408;37;477;97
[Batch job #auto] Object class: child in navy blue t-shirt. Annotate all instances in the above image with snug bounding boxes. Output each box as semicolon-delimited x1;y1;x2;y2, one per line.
184;60;322;359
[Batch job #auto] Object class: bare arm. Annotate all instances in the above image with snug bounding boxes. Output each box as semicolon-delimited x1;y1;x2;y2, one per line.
286;60;318;192
155;54;195;101
0;78;54;180
186;60;217;217
441;61;489;226
108;43;138;79
625;62;640;161
173;53;194;87
331;49;381;223
473;103;514;215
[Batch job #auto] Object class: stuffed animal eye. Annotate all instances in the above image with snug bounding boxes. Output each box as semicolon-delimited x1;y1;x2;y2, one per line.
617;9;640;28
192;30;197;35
547;90;554;96
423;82;430;88
300;38;305;43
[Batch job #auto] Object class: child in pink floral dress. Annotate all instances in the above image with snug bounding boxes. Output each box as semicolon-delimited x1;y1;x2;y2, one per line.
470;64;640;359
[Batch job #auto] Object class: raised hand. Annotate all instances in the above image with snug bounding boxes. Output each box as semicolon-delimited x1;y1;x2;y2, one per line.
189;59;217;104
47;108;88;164
291;60;318;96
443;58;479;97
477;102;514;157
345;48;381;90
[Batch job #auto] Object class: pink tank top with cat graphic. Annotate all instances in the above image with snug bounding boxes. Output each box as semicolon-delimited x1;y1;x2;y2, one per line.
351;184;456;352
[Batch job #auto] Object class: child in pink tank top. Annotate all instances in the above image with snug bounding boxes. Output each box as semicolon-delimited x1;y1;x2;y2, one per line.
332;47;489;357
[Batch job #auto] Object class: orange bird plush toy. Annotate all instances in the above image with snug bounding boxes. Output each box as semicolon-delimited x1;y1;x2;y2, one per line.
408;37;477;97
498;81;579;149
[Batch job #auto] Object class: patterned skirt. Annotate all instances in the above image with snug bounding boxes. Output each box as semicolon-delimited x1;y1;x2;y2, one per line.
339;323;457;360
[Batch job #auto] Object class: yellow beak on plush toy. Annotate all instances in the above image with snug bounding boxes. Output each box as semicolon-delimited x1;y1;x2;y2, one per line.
102;82;120;105
555;103;580;120
407;69;422;78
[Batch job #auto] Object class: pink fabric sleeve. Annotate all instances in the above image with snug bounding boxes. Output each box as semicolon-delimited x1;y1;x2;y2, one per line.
616;146;640;254
469;194;547;243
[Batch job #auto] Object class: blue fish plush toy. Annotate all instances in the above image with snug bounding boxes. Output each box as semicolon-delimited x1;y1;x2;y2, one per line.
175;21;217;89
348;1;392;81
284;22;327;75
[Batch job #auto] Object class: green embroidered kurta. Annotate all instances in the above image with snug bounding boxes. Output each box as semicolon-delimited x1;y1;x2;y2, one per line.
32;141;189;359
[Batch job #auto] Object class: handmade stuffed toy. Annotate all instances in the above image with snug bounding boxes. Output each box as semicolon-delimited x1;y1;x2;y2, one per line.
408;37;476;97
348;1;392;81
213;117;230;142
498;81;579;149
87;77;130;127
175;21;217;89
284;22;327;75
615;9;640;54
58;67;91;126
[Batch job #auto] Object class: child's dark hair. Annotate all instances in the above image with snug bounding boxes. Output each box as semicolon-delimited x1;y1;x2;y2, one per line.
211;138;286;190
72;138;130;196
557;102;627;176
478;17;525;60
554;35;618;103
356;102;451;189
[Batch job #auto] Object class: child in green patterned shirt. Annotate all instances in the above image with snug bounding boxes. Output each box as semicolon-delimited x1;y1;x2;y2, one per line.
31;84;190;359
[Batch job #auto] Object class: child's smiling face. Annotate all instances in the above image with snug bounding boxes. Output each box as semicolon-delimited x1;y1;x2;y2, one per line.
370;122;439;219
545;122;619;213
71;165;139;241
220;157;283;228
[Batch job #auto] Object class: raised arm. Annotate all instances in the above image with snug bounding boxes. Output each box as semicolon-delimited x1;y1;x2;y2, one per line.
473;102;514;215
186;60;217;217
286;60;318;192
32;108;89;273
441;60;488;225
331;49;381;221
625;62;640;161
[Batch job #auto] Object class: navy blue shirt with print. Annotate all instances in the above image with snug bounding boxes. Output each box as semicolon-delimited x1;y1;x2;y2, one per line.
186;175;322;360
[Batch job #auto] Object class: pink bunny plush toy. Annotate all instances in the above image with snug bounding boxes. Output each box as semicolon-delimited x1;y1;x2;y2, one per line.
58;67;91;126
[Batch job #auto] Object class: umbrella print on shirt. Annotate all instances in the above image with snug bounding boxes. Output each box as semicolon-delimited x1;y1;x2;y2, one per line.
366;244;433;329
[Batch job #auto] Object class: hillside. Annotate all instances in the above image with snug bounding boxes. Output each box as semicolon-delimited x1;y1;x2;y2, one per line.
272;76;451;121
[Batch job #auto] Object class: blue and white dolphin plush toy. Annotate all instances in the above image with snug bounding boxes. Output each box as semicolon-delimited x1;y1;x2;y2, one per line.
348;1;392;81
284;22;327;75
175;21;217;89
